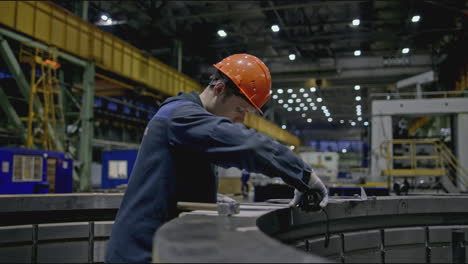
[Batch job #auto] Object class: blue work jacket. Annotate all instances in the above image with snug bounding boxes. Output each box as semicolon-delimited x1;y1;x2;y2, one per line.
105;91;312;263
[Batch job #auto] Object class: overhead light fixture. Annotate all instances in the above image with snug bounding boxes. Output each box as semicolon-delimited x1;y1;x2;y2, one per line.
342;149;347;153
296;98;301;103
354;50;361;56
352;19;360;26
278;99;284;104
301;113;306;118
288;99;293;104
328;117;333;122
355;96;362;101
282;125;286;129
271;24;280;32
295;107;301;112
312;106;317;110
299;103;305;107
287;89;293;93
340;120;344;124
217;29;227;37
292;94;297;98
364;121;369;126
277;89;284;94
325;113;331;117
411;15;420;23
310;87;317;92
356;104;362;108
303;107;308;111
289;54;296;61
272;95;278;99
303;93;309;97
306;98;312;102
357;117;363;121
101;14;109;21
287;107;292;112
351;121;356;126
307;118;312;123
317;97;323;102
354;85;361;91
299;88;305;93
321;106;327;110
402;48;410;54
283;104;289;108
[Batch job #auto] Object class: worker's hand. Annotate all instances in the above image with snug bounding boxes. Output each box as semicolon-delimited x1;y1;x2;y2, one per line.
288;170;328;208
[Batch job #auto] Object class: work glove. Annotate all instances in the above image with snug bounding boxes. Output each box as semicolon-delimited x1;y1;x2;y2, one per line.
289;170;329;208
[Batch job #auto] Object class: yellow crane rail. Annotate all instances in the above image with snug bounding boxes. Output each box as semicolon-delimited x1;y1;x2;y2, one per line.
0;1;300;146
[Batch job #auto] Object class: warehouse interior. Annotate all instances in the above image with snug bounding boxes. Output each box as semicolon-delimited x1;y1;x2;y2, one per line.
0;1;467;263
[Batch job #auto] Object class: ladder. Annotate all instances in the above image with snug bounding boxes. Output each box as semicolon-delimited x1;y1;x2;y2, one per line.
19;44;65;150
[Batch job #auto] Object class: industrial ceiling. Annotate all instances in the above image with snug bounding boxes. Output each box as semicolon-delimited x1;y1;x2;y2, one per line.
53;0;468;131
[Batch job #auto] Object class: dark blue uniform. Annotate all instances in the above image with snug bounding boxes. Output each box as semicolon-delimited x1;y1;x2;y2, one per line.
105;91;312;263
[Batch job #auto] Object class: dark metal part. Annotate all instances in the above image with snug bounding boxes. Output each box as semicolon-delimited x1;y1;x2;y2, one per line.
425;226;432;264
88;221;95;264
31;224;38;264
380;229;386;264
340;233;345;264
451;229;465;264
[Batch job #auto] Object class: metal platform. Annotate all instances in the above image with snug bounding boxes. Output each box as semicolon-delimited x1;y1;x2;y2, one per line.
0;194;467;263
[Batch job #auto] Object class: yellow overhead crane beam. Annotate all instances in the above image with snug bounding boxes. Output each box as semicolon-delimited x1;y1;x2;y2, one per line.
0;1;300;146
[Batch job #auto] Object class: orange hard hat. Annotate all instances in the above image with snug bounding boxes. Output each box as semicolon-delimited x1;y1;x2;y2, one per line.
214;54;271;114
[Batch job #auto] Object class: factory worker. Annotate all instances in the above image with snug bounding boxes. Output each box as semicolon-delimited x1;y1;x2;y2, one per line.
105;54;328;263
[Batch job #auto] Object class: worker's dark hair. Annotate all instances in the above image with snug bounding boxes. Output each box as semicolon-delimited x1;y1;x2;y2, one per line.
208;70;249;102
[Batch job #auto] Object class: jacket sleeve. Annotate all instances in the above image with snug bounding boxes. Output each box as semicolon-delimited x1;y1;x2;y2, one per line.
167;102;312;193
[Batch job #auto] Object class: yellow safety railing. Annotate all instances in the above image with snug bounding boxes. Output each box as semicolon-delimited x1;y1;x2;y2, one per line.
0;1;301;146
380;139;468;188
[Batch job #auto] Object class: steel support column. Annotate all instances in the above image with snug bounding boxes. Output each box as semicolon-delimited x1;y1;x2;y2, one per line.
0;35;64;151
455;113;468;191
78;62;95;192
370;115;392;182
0;85;27;143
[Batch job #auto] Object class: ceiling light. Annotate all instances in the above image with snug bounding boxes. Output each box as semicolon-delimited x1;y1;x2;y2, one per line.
325;113;331;117
289;54;296;61
287;89;293;93
356;104;362;108
354;50;361;56
288;99;293;104
402;48;410;54
303;107;308;111
296;98;301;103
352;19;360;26
282;125;286;129
357;117;363;121
292;94;297;98
328;117;333;122
101;15;109;21
342;149;347;153
271;24;280;32
317;97;323;102
364;121;369;126
299;88;305;93
303;93;309;97
340;120;344;124
300;103;305;107
287;107;292;112
351;122;356;126
355;96;362;101
272;95;278;99
312;106;317;110
278;99;284;104
411;15;420;23
283;104;289;108
321;106;327;110
306;98;312;102
354;85;361;91
310;87;317;92
295;107;301;112
301;113;306;118
277;89;284;94
307;118;312;123
217;29;227;37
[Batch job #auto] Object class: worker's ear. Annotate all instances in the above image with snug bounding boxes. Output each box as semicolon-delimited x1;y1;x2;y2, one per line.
213;81;227;97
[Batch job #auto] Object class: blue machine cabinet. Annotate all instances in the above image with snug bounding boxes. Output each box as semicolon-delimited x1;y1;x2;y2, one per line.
101;150;138;189
0;147;73;194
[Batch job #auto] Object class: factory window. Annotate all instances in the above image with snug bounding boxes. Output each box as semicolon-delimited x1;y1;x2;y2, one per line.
12;155;43;182
108;160;128;179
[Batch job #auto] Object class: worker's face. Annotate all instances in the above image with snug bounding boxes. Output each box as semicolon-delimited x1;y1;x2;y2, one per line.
212;83;256;123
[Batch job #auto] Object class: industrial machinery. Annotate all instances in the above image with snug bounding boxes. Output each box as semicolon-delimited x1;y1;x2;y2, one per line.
0;147;72;194
101;149;138;189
